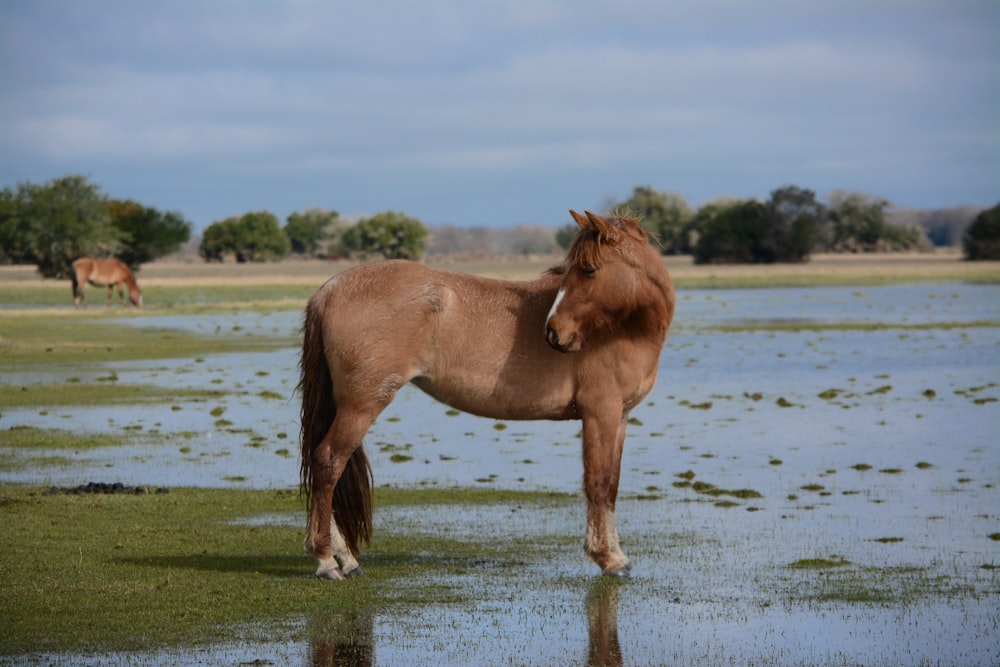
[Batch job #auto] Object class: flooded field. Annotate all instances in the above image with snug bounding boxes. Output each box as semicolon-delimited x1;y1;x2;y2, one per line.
2;282;998;665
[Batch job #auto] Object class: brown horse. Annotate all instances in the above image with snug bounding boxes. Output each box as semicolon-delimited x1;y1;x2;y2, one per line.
71;257;142;308
299;210;675;579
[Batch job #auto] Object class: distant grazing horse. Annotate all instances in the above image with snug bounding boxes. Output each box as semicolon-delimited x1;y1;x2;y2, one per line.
71;257;142;308
299;210;675;580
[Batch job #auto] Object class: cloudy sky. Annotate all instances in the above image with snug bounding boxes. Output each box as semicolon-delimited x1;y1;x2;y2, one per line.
2;1;997;231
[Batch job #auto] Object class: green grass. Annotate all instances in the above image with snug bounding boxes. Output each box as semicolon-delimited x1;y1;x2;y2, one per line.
670;270;1000;290
0;284;316;309
0;425;133;450
789;557;851;569
0;485;576;656
0;312;295;366
0;383;228;408
706;319;1000;333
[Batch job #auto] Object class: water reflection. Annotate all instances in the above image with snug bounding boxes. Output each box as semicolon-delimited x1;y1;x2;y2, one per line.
586;579;624;667
302;579;627;667
307;608;374;667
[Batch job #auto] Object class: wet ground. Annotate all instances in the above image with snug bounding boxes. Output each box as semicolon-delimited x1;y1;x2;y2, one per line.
2;282;998;665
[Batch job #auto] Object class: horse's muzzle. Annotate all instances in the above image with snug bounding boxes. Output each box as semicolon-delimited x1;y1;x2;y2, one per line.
546;325;577;353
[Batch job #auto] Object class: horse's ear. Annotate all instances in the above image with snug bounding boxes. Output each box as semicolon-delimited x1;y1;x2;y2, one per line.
569;209;589;230
584;210;611;241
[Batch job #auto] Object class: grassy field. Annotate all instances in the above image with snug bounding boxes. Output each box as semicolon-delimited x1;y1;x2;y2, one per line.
1;251;998;312
0;485;579;656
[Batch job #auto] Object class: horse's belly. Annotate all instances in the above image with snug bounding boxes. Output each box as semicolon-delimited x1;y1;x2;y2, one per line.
410;376;576;421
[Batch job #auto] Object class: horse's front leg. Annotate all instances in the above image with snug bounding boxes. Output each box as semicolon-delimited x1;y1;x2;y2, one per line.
105;285;114;307
580;412;630;576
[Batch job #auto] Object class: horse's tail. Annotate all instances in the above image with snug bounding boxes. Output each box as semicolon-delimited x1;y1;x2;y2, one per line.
299;295;373;556
70;259;84;303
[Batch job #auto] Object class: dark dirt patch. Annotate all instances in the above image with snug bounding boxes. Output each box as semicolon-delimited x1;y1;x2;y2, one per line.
41;482;170;496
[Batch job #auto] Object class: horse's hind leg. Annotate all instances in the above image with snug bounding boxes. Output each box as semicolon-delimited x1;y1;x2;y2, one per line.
306;405;380;579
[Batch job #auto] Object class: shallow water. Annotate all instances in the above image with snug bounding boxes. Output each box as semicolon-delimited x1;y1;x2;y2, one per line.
2;282;999;665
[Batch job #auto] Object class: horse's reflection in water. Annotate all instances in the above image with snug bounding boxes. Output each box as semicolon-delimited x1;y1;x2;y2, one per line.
586;579;624;667
307;608;374;667
305;582;625;667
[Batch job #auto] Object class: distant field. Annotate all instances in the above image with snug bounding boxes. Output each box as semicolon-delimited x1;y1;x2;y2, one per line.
1;250;998;294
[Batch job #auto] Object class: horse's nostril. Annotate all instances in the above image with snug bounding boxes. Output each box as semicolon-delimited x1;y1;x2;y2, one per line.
546;326;559;348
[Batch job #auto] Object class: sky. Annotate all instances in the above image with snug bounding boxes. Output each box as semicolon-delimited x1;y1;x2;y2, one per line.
2;1;998;232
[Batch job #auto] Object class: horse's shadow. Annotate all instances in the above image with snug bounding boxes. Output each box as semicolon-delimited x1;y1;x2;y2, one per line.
114;553;305;577
115;550;522;579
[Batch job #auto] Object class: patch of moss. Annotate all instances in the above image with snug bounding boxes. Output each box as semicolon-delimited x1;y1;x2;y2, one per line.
0;426;132;450
789;557;850;569
0;312;294;367
0;383;228;409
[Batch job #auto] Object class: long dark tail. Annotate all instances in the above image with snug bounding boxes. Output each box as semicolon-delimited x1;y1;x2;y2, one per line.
70;266;81;301
299;297;373;556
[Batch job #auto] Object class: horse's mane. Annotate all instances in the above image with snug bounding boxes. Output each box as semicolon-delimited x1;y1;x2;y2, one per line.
550;211;655;276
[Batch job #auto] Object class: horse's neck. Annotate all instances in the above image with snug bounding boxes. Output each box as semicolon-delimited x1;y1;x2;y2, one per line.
450;271;560;325
117;266;136;288
505;273;562;311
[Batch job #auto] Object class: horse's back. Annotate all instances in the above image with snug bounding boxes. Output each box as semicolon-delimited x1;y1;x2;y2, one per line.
313;261;446;338
72;257;93;276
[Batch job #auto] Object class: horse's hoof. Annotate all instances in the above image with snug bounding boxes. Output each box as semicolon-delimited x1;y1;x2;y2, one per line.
604;564;631;578
316;566;345;581
343;565;364;578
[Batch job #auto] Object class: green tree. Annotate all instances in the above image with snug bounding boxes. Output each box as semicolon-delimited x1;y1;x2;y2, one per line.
341;211;428;260
199;216;239;262
106;199;192;269
826;191;927;251
693;189;824;265
617;186;695;254
284;208;340;256
762;185;824;262
0;186;32;264
2;175;123;278
693;199;766;264
825;191;891;251
199;211;290;263
963;202;1000;260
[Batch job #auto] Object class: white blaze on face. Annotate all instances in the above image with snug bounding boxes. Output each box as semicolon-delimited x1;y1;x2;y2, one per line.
545;286;566;334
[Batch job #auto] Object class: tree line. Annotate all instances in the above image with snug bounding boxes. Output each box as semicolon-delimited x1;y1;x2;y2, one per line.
599;186;994;264
2;175;998;279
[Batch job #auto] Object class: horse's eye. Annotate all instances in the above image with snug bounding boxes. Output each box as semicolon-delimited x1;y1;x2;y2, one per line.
580;266;598;277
